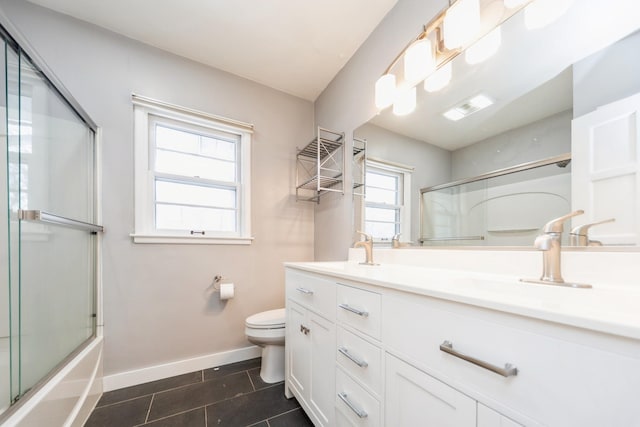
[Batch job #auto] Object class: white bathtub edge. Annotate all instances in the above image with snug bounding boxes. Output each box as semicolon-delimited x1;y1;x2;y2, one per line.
2;336;103;427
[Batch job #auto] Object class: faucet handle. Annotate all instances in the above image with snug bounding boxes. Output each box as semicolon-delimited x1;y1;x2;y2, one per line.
356;231;373;241
570;218;615;246
542;210;584;233
570;218;615;236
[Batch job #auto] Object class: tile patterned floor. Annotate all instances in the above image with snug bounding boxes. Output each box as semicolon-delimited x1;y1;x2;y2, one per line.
84;358;314;427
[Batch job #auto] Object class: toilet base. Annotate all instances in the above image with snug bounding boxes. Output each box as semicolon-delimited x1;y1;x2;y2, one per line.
260;344;285;383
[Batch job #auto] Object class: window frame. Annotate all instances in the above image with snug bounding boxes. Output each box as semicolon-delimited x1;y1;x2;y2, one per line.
131;95;253;245
363;159;413;244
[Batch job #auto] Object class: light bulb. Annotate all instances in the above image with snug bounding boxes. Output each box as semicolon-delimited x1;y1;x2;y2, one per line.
375;74;396;109
465;27;502;64
404;38;435;84
393;86;416;116
424;63;452;92
444;0;481;49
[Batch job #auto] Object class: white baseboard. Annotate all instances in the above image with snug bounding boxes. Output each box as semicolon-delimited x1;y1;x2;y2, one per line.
102;345;261;392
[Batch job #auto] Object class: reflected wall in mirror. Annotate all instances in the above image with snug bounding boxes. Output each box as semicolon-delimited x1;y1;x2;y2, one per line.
354;0;640;248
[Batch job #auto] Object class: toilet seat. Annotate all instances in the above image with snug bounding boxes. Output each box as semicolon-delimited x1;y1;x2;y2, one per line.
245;308;285;329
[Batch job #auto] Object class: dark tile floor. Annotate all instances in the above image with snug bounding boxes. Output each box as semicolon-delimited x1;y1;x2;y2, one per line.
84;358;314;427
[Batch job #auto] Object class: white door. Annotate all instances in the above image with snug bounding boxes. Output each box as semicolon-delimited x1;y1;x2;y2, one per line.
385;354;476;427
309;311;336;426
572;92;640;245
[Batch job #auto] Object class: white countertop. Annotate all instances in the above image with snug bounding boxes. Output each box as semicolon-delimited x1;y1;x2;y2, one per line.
285;261;640;341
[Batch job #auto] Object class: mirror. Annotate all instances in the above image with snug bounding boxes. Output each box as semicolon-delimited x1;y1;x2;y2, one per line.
354;1;640;247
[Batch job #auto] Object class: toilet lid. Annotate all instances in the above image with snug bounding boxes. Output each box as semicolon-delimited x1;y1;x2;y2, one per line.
246;308;286;329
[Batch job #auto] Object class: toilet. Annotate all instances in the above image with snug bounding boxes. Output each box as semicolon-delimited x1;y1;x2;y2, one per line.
245;308;286;383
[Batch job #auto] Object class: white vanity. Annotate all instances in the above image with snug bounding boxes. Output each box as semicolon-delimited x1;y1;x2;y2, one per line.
284;251;640;427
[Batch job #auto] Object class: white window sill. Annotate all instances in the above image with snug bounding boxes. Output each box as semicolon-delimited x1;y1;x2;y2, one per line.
130;234;254;245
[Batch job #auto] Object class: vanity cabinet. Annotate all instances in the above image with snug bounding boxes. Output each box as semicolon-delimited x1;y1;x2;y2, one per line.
284;265;640;427
285;269;336;426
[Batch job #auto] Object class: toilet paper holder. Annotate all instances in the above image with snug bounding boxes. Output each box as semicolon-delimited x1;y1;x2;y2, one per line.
212;275;224;292
212;275;234;300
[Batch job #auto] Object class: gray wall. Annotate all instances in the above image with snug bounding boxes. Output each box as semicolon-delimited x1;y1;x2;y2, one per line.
314;0;447;260
451;110;572;180
354;123;451;243
1;0;314;377
573;30;640;117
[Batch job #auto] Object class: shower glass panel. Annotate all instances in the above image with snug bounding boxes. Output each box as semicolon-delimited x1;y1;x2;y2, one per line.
0;37;9;415
5;35;21;413
421;161;571;246
0;27;98;415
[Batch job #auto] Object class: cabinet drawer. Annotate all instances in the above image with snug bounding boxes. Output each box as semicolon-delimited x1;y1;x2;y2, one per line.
385;353;476;427
336;284;381;339
336;327;382;396
335;367;380;427
383;293;640;426
286;268;336;319
478;404;522;427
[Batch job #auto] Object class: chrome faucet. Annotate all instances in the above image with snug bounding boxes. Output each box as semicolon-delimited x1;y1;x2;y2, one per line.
570;218;615;246
521;210;592;288
392;233;401;248
354;231;377;265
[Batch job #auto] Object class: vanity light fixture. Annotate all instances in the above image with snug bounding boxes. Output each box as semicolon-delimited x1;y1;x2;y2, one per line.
374;0;575;117
375;73;396;109
404;38;436;84
393;86;417;116
443;0;481;49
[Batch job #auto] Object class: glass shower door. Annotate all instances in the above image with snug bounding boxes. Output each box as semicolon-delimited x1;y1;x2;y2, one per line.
0;35;11;415
1;36;99;410
15;49;97;398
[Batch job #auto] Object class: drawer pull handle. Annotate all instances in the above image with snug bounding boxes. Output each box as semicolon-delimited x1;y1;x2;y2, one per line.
339;303;369;317
296;287;314;295
338;392;368;418
300;325;310;335
440;341;517;378
338;347;369;368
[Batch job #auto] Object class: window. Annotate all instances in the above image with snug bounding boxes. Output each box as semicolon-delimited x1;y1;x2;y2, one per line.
363;160;412;243
132;95;253;244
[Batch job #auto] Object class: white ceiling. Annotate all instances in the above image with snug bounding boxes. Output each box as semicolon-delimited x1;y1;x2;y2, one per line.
26;0;398;101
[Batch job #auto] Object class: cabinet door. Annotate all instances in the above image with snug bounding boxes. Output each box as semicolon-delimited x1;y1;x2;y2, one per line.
477;404;522;427
309;311;336;426
385;354;476;427
287;301;310;400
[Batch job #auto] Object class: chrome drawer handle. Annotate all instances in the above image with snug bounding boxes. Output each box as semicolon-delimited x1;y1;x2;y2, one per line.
338;347;368;368
296;287;314;295
339;303;369;317
439;341;518;378
338;392;368;418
